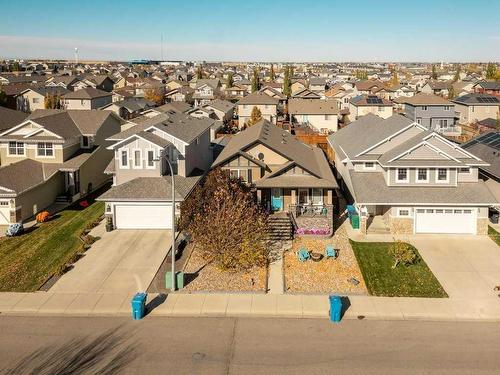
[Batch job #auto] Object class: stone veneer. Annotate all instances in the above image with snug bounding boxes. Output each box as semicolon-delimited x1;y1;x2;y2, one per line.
389;216;414;235
360;216;367;234
476;217;489;235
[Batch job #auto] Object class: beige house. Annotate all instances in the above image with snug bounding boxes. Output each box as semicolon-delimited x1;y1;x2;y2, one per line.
328;114;495;235
63;88;112;110
452;94;500;125
237;92;279;127
98;111;214;229
349;95;393;120
212;119;338;231
288;99;339;133
16;87;69;112
0;110;123;225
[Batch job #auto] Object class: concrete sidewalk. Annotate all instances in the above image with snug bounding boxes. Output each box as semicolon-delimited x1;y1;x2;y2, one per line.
1;291;499;322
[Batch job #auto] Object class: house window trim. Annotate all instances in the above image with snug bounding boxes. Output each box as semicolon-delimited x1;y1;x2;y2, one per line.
435;168;449;183
364;162;376;170
8;141;25;156
119;149;129;169
132;149;142;169
396;168;409;183
458;167;472;174
298;188;309;205
396;208;411;217
415;168;429;183
312;188;324;205
36;142;55;158
146;149;156;169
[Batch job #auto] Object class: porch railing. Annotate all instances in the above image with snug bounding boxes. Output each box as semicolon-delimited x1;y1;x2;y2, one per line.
289;204;334;224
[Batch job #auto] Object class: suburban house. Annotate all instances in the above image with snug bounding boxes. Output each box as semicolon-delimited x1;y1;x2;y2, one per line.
290;79;307;94
0;109;123;225
452;94;500;125
237;92;279;127
44;76;80;90
354;80;385;95
63;88;113;110
100;98;155;120
201;99;235;124
328;113;495;235
473;81;500;96
421;81;451;97
461;132;500;212
16;87;69;112
98;111;213;229
212;119;338;231
288;99;339;133
401;93;458;135
165;86;194;103
349;95;394;120
75;74;115;92
309;77;327;96
224;85;248;100
193;79;221;107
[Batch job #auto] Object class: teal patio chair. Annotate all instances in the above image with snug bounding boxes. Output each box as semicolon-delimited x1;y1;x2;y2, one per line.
325;245;338;259
298;248;310;262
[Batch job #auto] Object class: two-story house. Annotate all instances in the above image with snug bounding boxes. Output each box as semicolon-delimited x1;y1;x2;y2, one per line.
192;79;221;107
328;113;495;235
349;95;394;120
0;109;123;225
452;94;500;125
63;88;113;110
212;119;338;232
288;99;339;133
473;81;500;96
98;111;213;229
237;92;279;127
421;81;451;97
401;93;458;135
16;87;70;112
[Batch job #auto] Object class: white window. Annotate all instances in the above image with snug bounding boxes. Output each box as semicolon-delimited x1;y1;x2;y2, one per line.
364;162;375;170
396;168;408;182
397;208;410;217
378;106;383;112
37;142;54;157
147;150;155;168
33;97;40;104
439;119;448;128
416;118;422;124
421;106;427;110
416;168;428;182
133;149;142;168
228;169;252;183
120;149;129;168
0;201;9;206
436;168;448;183
298;188;309;204
444;106;450;111
8;141;24;155
459;167;470;174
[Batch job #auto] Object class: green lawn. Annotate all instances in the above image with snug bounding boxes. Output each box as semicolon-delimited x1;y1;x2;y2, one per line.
351;240;447;298
488;226;500;247
0;198;104;292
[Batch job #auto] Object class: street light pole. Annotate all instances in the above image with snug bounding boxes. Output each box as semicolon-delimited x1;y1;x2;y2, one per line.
156;151;176;292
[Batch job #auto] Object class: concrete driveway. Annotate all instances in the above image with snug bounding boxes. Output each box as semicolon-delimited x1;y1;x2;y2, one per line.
410;235;500;299
50;224;171;294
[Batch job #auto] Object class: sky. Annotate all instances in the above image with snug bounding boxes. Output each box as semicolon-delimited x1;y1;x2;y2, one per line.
0;0;499;62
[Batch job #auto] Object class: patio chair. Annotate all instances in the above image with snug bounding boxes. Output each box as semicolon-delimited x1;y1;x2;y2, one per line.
297;247;310;262
325;245;338;259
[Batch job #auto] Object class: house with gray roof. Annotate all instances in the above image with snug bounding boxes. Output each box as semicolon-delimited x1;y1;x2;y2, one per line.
192;79;221;107
63;87;112;110
237;92;279;127
98;111;213;229
288;99;339;133
452;94;500;125
0;109;123;225
212;119;338;230
328;113;496;235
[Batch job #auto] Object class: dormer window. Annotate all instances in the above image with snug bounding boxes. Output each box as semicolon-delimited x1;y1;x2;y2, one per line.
120;149;129;168
436;168;448;183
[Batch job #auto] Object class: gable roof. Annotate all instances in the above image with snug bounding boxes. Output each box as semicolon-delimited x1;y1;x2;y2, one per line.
288;99;339;115
212;119;335;183
63;87;112;99
237;91;279;105
452;93;500;106
0;159;60;196
402;93;452;106
350;95;392;107
0;107;28;132
462;132;500;179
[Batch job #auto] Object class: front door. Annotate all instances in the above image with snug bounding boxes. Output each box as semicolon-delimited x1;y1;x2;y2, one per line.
271;188;282;211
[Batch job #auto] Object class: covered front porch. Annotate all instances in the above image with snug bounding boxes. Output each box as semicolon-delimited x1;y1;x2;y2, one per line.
258;187;336;233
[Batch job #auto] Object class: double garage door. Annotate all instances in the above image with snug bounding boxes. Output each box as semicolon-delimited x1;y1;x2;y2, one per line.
414;208;476;234
114;203;172;229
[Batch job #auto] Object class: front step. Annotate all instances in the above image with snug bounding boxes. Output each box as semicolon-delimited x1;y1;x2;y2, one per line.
267;215;294;241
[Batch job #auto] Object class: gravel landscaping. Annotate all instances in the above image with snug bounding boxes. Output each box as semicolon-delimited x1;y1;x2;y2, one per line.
284;226;368;294
182;247;267;292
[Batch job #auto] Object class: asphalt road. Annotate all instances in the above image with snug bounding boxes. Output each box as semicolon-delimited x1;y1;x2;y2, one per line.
0;316;499;374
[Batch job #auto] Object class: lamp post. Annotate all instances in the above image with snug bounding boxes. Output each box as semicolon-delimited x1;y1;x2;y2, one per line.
155;151;176;292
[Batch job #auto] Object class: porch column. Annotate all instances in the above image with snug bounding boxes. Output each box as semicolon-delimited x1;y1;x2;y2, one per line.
327;189;333;205
256;189;262;204
291;189;296;204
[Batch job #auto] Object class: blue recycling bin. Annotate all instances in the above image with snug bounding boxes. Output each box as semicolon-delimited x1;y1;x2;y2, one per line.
329;295;343;323
131;292;147;320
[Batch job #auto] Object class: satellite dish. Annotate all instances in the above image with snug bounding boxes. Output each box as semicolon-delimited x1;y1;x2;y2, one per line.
258;152;264;161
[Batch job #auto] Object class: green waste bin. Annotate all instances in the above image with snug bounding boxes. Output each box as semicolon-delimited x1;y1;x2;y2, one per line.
166;271;184;290
351;214;360;229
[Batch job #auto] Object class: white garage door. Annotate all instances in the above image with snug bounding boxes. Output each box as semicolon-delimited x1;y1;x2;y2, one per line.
415;208;476;234
114;204;172;229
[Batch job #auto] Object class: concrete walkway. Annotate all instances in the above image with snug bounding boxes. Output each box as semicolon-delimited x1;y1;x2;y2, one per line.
1;292;499;321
